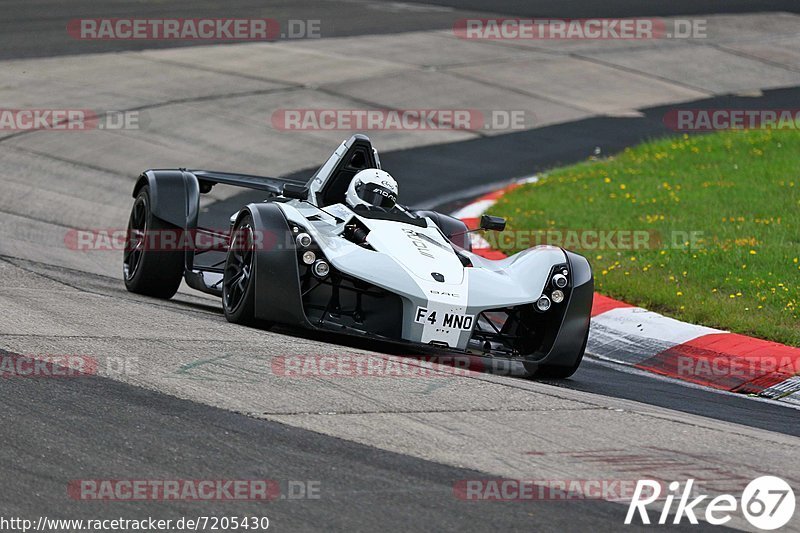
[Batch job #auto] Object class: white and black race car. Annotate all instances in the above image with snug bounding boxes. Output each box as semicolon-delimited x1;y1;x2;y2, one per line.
123;134;593;378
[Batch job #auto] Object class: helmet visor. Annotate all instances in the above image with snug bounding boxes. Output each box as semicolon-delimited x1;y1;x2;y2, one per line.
356;183;396;208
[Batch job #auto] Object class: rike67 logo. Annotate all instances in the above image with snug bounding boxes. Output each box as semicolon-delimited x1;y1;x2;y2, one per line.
626;476;795;530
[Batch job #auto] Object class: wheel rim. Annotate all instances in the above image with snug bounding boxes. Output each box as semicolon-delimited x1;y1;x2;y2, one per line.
123;196;148;281
223;223;254;313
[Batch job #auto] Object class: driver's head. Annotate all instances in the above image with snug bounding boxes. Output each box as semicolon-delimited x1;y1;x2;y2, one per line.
345;169;398;210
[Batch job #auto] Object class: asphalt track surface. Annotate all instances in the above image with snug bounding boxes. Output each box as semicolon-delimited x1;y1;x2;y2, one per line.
1;345;733;532
2;2;799;531
414;0;800;17
2;0;798;59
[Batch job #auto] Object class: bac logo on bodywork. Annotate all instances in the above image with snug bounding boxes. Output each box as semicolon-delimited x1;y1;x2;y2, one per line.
403;228;435;258
415;307;474;330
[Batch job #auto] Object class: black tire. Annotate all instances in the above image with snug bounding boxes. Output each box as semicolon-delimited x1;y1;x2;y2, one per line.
123;185;184;298
525;327;589;379
222;214;260;326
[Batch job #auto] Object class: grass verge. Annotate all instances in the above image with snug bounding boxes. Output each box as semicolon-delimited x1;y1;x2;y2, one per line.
489;128;799;346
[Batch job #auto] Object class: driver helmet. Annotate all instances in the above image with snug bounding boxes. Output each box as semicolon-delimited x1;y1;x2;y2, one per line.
345;169;398;210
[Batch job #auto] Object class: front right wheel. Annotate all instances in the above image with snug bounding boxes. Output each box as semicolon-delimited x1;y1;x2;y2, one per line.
222;214;259;326
524;327;589;379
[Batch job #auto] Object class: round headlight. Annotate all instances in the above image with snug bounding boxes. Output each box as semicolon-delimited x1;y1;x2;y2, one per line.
551;289;565;303
312;260;330;278
296;233;312;248
536;295;551;312
302;251;316;265
552;273;568;288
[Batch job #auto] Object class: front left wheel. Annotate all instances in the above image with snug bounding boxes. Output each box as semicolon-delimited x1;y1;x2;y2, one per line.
123;185;184;298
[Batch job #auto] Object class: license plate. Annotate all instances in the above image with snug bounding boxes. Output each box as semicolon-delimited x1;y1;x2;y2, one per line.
414;307;474;330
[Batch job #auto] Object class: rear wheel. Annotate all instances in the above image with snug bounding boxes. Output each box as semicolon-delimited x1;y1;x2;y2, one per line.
123;186;184;298
222;215;260;326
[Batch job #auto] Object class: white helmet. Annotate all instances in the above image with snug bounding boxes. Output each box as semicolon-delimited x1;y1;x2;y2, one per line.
345;169;398;209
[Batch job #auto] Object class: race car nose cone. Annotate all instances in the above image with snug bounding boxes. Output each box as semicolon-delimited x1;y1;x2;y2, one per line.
536;295;552;312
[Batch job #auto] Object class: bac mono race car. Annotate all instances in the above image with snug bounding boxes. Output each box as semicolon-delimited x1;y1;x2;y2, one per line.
123;134;593;378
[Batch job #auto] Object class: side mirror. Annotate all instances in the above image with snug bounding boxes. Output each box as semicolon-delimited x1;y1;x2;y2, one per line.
480;214;506;232
283;183;309;200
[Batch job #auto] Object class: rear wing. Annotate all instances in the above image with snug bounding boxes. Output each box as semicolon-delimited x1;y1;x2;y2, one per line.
132;168;304;231
190;169;305;195
133;132;380;228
